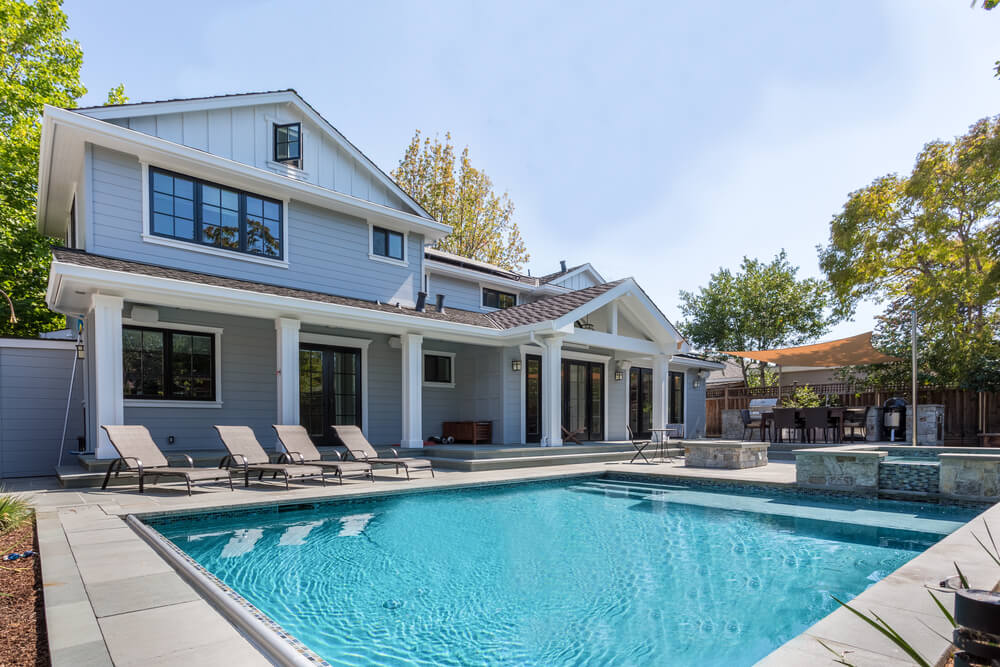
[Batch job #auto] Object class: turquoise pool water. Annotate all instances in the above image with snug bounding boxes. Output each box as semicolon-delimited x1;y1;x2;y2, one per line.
150;476;980;666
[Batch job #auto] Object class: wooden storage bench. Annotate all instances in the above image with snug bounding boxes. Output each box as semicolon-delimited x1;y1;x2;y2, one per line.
442;421;493;445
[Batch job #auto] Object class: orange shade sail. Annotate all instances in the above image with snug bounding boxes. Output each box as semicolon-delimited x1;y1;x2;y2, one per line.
721;332;902;367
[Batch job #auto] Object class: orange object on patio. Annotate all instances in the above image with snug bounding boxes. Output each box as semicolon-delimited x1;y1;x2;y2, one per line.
721;332;901;367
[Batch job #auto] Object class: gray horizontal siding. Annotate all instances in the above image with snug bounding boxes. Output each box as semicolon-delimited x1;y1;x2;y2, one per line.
422;341;505;443
0;347;84;478
429;274;482;312
88;146;420;306
123;309;277;452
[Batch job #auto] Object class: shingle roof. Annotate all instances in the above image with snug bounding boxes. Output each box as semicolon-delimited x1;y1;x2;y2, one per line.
486;280;624;328
51;249;622;331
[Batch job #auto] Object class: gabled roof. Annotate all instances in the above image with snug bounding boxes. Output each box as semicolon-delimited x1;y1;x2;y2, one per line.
424;247;536;284
487;281;624;328
71;89;434;221
537;262;606;286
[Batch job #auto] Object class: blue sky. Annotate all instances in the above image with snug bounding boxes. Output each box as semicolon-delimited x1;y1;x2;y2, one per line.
65;1;1000;341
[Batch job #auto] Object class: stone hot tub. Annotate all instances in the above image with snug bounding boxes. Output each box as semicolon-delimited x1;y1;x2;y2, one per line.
684;441;768;469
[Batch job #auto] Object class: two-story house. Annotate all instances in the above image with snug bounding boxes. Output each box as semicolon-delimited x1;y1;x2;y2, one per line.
36;90;720;460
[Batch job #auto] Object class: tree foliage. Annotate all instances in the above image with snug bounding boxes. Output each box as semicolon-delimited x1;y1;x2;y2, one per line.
392;131;529;271
678;251;840;386
819;115;1000;390
0;0;85;336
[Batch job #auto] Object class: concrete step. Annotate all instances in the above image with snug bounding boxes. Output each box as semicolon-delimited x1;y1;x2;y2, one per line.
419;443;640;460
420;448;684;471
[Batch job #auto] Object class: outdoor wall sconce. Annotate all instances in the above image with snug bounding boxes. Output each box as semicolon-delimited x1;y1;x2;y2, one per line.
511;359;522;372
75;341;85;360
615;369;624;382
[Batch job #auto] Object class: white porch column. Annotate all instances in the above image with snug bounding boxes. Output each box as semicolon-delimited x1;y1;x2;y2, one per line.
275;318;300;436
400;333;424;448
652;353;669;432
91;294;124;459
541;335;563;446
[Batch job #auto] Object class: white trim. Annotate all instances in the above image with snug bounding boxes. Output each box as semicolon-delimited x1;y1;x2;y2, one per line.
400;333;424;448
561;349;611;363
91;294;124;458
141;162;291;269
422;350;456;388
367;222;409;267
0;338;77;350
299;332;371;437
275;318;300;432
121;318;224;408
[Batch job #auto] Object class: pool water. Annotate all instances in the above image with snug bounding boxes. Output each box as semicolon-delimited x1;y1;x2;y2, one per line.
150;476;979;666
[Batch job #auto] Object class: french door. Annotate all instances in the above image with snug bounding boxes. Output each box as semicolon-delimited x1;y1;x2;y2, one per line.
525;354;542;443
562;360;604;441
299;344;362;444
629;367;653;439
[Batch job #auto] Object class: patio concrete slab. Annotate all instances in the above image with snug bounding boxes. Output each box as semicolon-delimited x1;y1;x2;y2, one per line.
44;600;105;653
86;571;201;618
97;599;256;666
49;639;113;667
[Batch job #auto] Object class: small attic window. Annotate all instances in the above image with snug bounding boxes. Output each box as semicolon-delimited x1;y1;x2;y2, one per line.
274;122;301;168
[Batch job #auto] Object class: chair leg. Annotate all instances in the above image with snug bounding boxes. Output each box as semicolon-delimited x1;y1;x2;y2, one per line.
430;467;435;478
139;473;144;494
186;478;192;496
227;474;234;491
285;474;289;491
101;460;118;490
405;466;410;481
338;471;344;485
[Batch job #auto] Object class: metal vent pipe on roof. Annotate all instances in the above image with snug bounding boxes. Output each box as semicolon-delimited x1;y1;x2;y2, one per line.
560;260;567;272
436;294;446;313
415;291;427;312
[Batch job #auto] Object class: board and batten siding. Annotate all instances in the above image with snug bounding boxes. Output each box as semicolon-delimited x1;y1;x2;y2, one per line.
0;343;84;478
108;103;414;214
88;146;420;306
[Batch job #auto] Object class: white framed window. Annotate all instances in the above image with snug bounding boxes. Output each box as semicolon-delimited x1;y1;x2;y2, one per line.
423;350;455;388
122;319;223;408
368;223;408;267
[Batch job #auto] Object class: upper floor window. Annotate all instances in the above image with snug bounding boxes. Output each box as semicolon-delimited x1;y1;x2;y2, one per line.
123;325;216;401
274;122;301;168
372;226;404;261
482;287;516;309
151;167;282;259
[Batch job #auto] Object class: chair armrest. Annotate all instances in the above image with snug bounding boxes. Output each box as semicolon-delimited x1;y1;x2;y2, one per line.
279;451;305;464
166;453;194;468
349;449;370;462
224;453;249;471
329;449;343;461
389;448;399;458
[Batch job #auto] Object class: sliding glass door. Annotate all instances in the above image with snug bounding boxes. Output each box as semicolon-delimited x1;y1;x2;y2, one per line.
299;344;362;444
562;359;604;441
629;367;653;439
525;354;542;443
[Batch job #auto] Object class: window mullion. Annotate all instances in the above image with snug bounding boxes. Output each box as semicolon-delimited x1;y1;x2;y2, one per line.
239;194;246;253
163;331;173;401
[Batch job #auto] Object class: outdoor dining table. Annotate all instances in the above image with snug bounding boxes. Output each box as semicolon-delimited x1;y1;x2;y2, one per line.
760;407;849;443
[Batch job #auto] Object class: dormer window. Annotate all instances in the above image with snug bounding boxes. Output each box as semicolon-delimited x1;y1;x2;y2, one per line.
483;287;516;309
274;122;301;168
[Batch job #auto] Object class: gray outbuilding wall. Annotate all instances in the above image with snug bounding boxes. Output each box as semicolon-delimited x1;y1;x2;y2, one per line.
0;340;85;478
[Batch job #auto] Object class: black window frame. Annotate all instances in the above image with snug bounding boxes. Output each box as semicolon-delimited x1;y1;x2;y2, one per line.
273;122;302;168
423;353;453;385
122;324;217;402
372;226;405;261
669;371;685;424
149;167;284;260
482;287;517;309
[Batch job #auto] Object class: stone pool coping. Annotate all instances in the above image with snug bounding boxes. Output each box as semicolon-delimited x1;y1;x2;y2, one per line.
18;459;995;666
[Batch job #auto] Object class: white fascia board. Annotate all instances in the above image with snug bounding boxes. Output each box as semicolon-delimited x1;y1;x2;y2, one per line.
0;338;77;350
36;106;451;240
47;260;518;345
424;259;536;293
72;91;433;222
669;355;726;370
566;328;662;356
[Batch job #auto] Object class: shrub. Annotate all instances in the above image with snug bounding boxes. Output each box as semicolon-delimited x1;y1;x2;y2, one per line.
0;489;31;533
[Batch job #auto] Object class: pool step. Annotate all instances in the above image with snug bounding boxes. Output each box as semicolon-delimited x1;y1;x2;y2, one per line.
422;448;684;472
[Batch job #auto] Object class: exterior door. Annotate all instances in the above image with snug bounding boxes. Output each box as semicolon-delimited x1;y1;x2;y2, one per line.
669;371;685;425
299;344;362;444
629;367;653;439
525;354;542;443
562;359;604;441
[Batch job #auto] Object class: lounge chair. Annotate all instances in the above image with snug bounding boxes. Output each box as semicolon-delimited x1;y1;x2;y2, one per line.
100;425;233;495
331;425;434;479
272;425;374;484
215;426;327;489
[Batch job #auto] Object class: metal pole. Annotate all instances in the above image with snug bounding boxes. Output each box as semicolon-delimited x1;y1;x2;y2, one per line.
911;309;918;447
57;346;80;468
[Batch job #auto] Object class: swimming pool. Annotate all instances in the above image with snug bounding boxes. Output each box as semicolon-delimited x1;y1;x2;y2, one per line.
148;476;979;666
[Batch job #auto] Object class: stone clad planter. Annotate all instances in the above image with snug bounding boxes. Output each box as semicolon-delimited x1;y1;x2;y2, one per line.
685;441;768;469
794;448;885;495
939;453;1000;502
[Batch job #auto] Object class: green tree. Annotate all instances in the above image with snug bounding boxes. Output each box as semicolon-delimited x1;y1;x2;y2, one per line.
678;251;840;386
104;82;128;106
819;115;1000;390
392;131;529;271
0;0;85;336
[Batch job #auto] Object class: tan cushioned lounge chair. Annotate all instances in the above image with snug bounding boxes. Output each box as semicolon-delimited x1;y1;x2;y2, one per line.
100;425;233;495
272;425;374;484
214;425;326;489
331;425;434;480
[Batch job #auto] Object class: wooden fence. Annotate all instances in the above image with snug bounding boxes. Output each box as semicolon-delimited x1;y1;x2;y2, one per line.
705;383;1000;445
